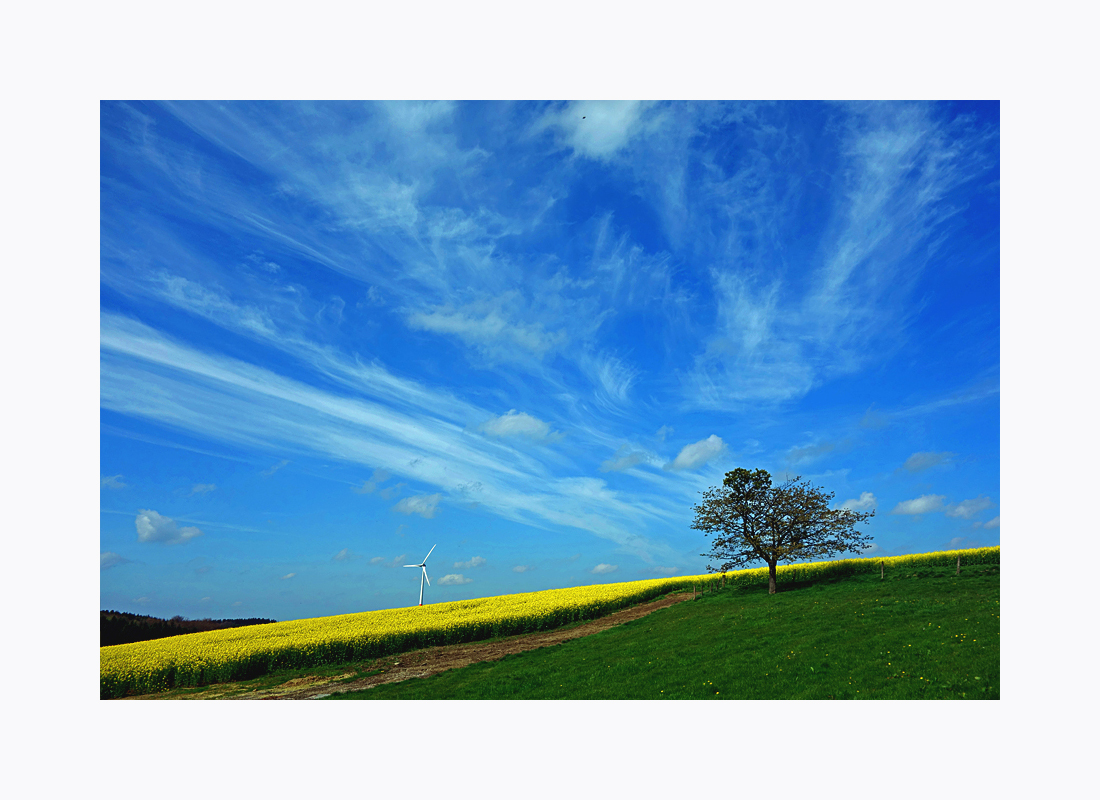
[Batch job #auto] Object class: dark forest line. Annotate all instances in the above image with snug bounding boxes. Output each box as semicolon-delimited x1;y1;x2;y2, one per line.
101;610;277;647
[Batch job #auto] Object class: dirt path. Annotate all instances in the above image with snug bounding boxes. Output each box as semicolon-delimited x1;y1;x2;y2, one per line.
126;592;692;700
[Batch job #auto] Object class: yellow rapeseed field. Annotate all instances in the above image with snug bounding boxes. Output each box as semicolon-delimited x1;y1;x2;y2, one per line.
100;545;998;698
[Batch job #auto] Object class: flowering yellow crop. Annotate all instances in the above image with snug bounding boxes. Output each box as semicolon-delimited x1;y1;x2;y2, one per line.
100;545;998;698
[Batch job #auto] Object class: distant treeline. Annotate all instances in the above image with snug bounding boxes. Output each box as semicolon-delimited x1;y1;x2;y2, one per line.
101;610;277;647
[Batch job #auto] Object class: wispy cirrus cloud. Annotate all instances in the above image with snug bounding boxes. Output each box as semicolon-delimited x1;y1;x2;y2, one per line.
578;350;638;410
682;103;994;409
101;475;127;489
862;378;1000;429
407;296;567;362
101;312;681;560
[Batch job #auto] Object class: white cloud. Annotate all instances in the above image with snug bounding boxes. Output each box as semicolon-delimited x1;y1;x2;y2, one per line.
651;566;678;575
261;459;290;476
454;556;486;569
392;493;442;518
600;444;651;473
665;435;726;471
890;495;946;515
189;557;212;574
536;101;650;161
101;475;127;489
280;573;295;580
135;509;203;544
333;548;354;561
903;451;953;472
439;574;472;585
591;563;618;575
245;253;281;273
189;483;216;496
369;556;386;565
787;441;837;465
101;552;129;570
840;492;877;511
656;426;673;442
378;482;407;500
946;496;995;519
860;406;889;429
478;410;561;442
983;515;1000;529
512;565;532;573
353;468;391;494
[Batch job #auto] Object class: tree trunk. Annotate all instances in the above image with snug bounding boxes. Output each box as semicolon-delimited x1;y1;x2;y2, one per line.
768;561;778;594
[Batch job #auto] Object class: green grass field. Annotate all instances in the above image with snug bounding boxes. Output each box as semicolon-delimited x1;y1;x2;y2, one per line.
329;564;999;699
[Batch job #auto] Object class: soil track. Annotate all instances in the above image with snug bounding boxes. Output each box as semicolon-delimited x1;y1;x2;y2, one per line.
124;592;692;700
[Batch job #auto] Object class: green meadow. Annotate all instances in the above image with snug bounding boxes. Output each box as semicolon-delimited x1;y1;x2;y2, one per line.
331;563;999;699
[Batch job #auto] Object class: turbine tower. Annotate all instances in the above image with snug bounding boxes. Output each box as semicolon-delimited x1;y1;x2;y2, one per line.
403;544;436;606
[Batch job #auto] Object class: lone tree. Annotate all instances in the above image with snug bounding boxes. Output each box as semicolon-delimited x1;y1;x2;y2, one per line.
692;468;875;594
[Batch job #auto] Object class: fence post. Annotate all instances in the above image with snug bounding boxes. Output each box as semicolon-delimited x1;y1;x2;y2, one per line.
881;561;884;580
956;555;960;576
693;584;696;600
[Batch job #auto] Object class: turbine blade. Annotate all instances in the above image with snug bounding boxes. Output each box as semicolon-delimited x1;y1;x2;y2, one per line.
403;564;419;568
423;567;430;587
423;544;437;562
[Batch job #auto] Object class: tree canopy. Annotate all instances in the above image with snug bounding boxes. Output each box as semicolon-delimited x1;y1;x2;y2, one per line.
692;468;875;594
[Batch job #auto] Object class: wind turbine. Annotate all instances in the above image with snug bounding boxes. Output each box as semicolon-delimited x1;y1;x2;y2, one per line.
404;544;436;606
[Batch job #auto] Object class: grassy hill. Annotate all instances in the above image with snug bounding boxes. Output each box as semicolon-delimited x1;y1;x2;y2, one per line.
101;547;998;699
330;563;999;700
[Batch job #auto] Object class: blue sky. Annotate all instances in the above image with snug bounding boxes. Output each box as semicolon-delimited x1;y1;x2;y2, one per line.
100;100;999;622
